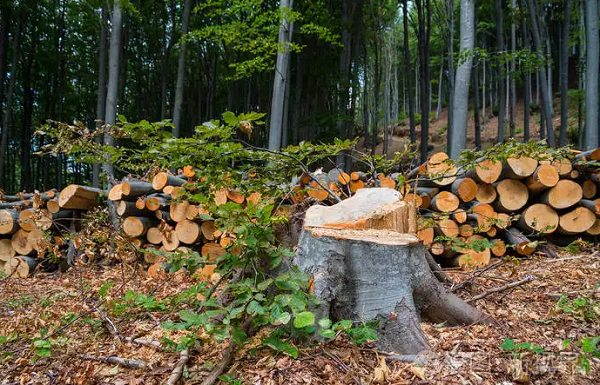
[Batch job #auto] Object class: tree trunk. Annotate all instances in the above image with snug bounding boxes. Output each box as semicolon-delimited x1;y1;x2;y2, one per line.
584;0;599;148
417;0;432;163
402;0;416;145
103;1;123;178
0;6;23;186
526;0;555;146
496;0;507;143
450;0;475;159
296;188;493;356
93;5;108;188
172;0;192;137
522;5;531;141
0;5;9;164
268;0;294;151
559;0;572;146
473;56;482;150
510;0;517;137
20;42;35;192
446;0;455;153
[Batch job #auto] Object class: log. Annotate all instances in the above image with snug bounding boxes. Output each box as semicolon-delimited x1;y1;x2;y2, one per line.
558;207;596;234
525;164;559;194
574;148;600;161
425;152;458;186
155;210;173;222
161;231;180;252
27;229;48;256
430;191;460;213
587;218;600;235
201;243;226;261
505;228;536;256
11;229;33;255
0;209;19;235
296;227;492;355
135;198;146;210
108;183;123;201
582;180;597;199
58;185;102;209
0;200;31;209
152;172;186;190
435;218;459;237
501;156;538;179
451;178;478;202
146;227;163;245
491;239;507;257
116;200;155;217
170;201;191;222
580;199;600;215
494;179;529;212
459;223;474;237
416;226;434;245
550;158;573;176
467;159;502;184
0;239;16;261
145;194;169;211
19;209;52;231
3;256;36;278
452;209;468;224
475;183;497;204
201;221;219;240
122;217;154;237
122;180;156;197
540;179;583;209
175;220;202;244
46;199;60;214
517;204;559;234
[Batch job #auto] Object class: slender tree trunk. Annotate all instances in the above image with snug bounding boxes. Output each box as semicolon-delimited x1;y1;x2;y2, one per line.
21;45;35;191
417;0;431;163
0;10;23;185
522;14;532;141
578;0;585;149
496;0;507;143
450;0;475;159
0;5;9;147
436;57;444;120
402;0;416;145
474;57;482;150
526;0;555;145
172;0;192;137
559;0;572;146
446;0;455;153
268;0;294;151
584;0;599;148
482;55;486;118
510;0;517;137
93;5;108;188
103;1;123;179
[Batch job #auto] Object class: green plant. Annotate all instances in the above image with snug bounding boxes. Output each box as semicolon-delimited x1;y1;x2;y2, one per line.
500;338;545;355
563;336;600;374
555;295;599;321
5;295;34;309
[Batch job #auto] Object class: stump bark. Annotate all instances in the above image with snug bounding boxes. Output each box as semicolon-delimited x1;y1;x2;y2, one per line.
295;188;493;356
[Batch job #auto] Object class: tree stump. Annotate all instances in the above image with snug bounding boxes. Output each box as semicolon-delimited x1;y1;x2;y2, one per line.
295;188;493;356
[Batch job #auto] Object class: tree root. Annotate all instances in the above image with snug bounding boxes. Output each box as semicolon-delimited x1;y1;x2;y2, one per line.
200;344;235;385
166;348;189;385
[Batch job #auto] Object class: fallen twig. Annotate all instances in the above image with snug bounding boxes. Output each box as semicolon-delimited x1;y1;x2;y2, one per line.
79;354;146;369
466;275;535;303
452;260;504;292
125;336;163;351
166;348;189;385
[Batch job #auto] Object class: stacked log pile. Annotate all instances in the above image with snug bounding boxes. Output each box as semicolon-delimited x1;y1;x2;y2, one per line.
293;149;600;270
108;170;257;277
0;185;102;277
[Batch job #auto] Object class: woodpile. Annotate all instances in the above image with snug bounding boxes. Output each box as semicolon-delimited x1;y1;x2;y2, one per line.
294;148;600;270
0;185;101;277
108;170;253;278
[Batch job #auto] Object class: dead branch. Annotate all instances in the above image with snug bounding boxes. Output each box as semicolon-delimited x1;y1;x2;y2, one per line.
200;344;235;385
424;250;453;284
166;348;190;385
466;275;535;303
125;336;163;351
79;354;147;369
452;260;504;292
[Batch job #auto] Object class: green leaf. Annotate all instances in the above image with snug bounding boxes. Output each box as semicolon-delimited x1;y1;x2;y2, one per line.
320;329;336;339
293;311;315;328
318;318;332;329
263;334;299;359
271;311;291;326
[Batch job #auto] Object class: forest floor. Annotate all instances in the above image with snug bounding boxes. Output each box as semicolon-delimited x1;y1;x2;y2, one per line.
0;247;598;384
